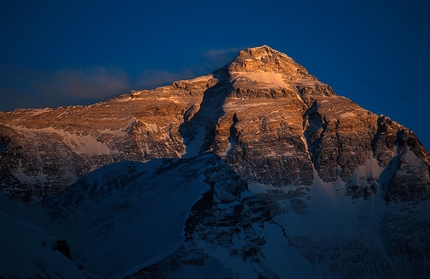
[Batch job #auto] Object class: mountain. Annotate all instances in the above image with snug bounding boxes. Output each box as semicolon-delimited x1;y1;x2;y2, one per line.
0;206;89;279
1;45;429;278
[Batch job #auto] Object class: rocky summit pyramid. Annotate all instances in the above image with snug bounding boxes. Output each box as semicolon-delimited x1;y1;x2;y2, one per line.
1;46;430;278
1;45;428;202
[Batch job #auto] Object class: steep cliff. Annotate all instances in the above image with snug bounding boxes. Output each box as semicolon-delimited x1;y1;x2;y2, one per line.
1;45;428;203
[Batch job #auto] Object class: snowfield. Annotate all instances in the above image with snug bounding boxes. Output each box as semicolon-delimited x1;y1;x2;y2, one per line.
1;45;429;278
1;149;429;278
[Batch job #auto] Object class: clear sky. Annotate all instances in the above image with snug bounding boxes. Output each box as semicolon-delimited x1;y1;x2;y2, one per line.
1;0;429;149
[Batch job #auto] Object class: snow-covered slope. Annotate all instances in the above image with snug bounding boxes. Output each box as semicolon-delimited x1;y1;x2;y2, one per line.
0;208;88;279
43;154;223;278
1;45;430;278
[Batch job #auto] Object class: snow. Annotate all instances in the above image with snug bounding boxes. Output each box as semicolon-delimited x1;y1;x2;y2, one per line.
185;74;213;83
177;255;241;279
13;170;47;185
269;156;396;253
248;181;286;193
54;129;111;155
231;71;287;88
346;156;385;188
222;101;271;113
194;239;258;279
11;126;111;155
142;122;158;133
44;156;214;278
27;108;52;116
0;209;87;279
258;222;321;278
339;112;356;118
182;126;206;158
274;160;387;241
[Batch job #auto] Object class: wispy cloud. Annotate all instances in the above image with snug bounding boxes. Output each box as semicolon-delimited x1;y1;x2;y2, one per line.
204;47;245;66
0;65;203;111
0;65;131;111
33;67;130;99
0;47;248;111
133;69;195;90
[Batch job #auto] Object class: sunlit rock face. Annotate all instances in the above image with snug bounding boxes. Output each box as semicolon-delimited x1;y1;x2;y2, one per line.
0;76;210;200
0;45;429;203
2;46;430;279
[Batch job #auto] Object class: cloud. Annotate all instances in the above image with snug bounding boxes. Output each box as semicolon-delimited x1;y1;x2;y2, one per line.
0;65;203;111
32;67;130;100
131;47;248;90
0;65;131;111
204;47;244;66
133;69;195;90
0;47;248;111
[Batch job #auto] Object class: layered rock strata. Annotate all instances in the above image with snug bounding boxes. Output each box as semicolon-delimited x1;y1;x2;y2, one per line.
0;45;428;202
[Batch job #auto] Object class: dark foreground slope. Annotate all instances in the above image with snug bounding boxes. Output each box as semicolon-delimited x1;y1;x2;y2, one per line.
1;46;429;278
40;154;430;278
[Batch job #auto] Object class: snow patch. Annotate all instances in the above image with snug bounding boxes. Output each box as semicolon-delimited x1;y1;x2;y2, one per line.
339;112;356;118
142;122;158;133
347;156;385;186
231;71;287;88
11;126;111;155
275;170;387;242
57;130;111;155
182;126;206;158
222;101;271;113
186;75;213;83
248;182;287;194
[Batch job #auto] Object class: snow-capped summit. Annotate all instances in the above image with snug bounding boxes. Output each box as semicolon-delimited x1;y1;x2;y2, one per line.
229;45;304;74
1;46;429;278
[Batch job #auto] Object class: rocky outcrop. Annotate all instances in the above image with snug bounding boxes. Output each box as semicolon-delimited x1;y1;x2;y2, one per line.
0;45;429;203
4;45;429;278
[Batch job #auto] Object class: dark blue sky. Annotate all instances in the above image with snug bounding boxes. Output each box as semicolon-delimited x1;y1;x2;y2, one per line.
1;0;429;148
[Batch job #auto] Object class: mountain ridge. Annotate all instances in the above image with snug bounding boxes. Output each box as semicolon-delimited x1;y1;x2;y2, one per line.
1;45;429;278
0;45;428;203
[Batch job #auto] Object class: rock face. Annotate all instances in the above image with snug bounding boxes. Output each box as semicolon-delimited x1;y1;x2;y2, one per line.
1;45;428;203
1;45;430;278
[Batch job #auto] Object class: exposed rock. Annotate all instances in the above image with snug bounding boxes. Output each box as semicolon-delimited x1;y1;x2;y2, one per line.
0;45;429;204
3;45;429;278
51;239;72;260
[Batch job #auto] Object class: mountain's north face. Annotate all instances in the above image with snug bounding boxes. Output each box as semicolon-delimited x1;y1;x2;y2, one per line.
1;46;430;278
1;45;428;202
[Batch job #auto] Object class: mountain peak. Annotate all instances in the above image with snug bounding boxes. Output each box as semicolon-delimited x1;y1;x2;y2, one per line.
228;45;306;75
239;45;288;59
223;45;329;94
